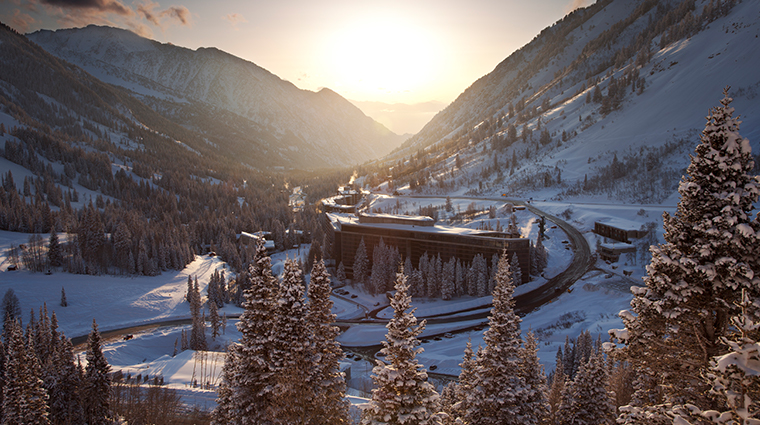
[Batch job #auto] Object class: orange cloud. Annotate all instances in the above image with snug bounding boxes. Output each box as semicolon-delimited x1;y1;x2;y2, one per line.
9;9;37;32
40;0;132;16
137;1;192;28
224;12;247;29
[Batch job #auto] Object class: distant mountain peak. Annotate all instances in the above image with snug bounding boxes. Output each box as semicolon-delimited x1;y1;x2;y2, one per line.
28;26;405;168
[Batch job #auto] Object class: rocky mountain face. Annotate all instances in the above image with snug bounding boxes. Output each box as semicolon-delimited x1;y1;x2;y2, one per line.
28;25;402;169
381;0;760;204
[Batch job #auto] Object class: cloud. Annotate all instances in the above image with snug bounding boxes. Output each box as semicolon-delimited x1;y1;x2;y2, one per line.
564;0;593;14
223;12;247;29
162;6;190;25
40;0;132;16
137;1;192;28
9;9;37;32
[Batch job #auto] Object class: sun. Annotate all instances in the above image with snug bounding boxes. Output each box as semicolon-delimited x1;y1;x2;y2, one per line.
325;16;440;102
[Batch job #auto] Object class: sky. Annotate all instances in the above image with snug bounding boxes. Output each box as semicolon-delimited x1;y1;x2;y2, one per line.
1;0;593;133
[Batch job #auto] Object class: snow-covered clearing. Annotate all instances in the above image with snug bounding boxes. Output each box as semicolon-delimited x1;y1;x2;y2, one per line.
0;196;678;409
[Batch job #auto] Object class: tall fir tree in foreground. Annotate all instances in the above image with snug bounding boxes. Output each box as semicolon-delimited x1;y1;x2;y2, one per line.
269;258;315;423
83;319;111;425
3;319;49;425
557;347;615;425
611;89;760;423
361;270;441;425
465;249;530;425
519;331;550;424
671;289;760;424
213;239;279;425
443;337;477;423
308;260;350;424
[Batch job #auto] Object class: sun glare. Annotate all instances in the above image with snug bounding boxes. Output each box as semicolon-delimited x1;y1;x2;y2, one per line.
326;17;440;102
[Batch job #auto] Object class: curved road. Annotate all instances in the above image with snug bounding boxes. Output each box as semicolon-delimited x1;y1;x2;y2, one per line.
73;196;592;357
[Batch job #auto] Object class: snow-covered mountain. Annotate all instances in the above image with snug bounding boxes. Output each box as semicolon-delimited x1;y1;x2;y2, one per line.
28;25;403;169
384;0;760;204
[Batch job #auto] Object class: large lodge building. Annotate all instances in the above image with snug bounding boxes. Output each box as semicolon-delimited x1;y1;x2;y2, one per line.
325;212;531;285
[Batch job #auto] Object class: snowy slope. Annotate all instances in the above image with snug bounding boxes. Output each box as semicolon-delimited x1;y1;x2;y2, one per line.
28;25;403;169
388;0;760;204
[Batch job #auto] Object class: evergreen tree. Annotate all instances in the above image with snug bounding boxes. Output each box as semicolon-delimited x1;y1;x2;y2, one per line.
520;331;550;424
353;238;369;287
671;289;760;424
60;287;67;308
547;348;567;424
209;300;221;341
47;335;85;425
47;227;62;268
466;249;529;425
455;260;464;297
558;349;615;425
337;261;347;283
441;257;455;300
611;90;760;418
511;253;523;286
83;319;111;425
3;319;50;425
308;260;351;424
2;289;22;337
213;239;279;424
189;278;207;351
269;258;315;423
448;338;477;423
361;271;440;425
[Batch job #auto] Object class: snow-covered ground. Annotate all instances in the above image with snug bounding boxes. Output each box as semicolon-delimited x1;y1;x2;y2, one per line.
0;196;677;411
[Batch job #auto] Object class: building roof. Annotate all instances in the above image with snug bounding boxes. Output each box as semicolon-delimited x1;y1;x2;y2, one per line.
327;213;518;238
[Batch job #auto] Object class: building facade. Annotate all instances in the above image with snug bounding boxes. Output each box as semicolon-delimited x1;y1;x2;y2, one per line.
327;213;531;285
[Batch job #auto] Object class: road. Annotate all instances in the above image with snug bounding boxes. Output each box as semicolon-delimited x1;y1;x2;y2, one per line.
73;195;593;364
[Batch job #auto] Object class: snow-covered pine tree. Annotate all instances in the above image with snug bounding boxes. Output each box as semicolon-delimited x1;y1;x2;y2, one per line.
466;249;529;425
186;275;193;303
269;258;315;423
48;227;62;268
455;259;464;297
213;239;279;425
47;334;85;425
307;260;350;424
488;253;499;294
3;319;50;425
563;336;576;380
418;253;430;298
84;319;111;425
441;257;455;300
353;237;369;287
558;349;615;425
189;278;207;351
361;271;440;425
209;300;221;341
60;287;67;307
611;90;760;417
671;289;760;424
520;331;550;424
449;338;478;423
337;261;347;283
547;348;567;424
473;254;489;297
511;252;522;286
2;288;21;335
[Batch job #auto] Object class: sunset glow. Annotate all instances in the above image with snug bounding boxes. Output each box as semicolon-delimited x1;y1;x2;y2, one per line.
323;16;442;102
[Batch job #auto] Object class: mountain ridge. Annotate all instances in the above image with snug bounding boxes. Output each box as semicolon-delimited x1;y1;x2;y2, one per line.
28;25;404;169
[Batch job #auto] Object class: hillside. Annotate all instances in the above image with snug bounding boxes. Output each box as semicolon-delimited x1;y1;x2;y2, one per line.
376;0;760;204
28;25;403;169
